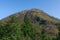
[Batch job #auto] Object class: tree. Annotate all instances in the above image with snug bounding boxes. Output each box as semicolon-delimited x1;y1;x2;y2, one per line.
0;16;22;40
56;24;60;40
21;18;34;40
7;16;22;40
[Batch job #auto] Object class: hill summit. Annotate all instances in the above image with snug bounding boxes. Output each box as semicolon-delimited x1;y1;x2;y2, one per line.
0;8;60;40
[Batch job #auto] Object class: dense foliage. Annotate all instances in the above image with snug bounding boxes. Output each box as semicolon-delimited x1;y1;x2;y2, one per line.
0;16;60;40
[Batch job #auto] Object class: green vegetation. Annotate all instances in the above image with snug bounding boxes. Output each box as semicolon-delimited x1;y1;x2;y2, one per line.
0;16;60;40
0;9;60;40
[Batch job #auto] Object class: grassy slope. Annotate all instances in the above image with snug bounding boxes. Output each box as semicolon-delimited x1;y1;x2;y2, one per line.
0;8;60;40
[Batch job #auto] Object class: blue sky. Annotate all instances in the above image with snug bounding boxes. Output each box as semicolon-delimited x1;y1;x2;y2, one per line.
0;0;60;19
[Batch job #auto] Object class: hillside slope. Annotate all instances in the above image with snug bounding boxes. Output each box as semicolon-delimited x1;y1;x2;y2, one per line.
0;8;60;40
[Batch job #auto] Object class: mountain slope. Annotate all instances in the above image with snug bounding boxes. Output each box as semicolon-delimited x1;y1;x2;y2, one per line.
1;8;60;23
0;8;60;40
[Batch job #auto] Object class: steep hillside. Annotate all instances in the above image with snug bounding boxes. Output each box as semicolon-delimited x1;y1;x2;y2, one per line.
0;8;60;40
1;8;60;23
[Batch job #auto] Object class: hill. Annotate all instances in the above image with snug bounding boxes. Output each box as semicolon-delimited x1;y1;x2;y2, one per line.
0;8;60;40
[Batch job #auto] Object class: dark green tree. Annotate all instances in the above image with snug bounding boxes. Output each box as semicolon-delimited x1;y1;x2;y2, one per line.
21;18;34;40
56;24;60;40
0;16;22;40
